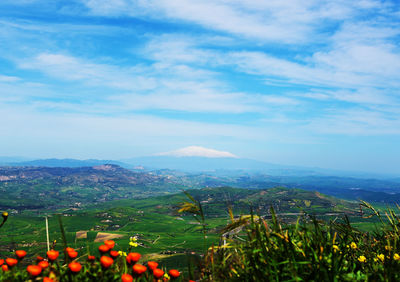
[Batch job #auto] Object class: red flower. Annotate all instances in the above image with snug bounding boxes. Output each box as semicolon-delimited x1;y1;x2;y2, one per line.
36;256;44;262
153;268;164;279
121;273;133;282
15;250;27;259
126;252;141;265
2;265;9;272
132;264;147;275
47;250;59;262
6;258;18;267
27;265;42;276
88;255;96;261
66;247;74;252
68;261;82;273
68;250;78;259
43;278;54;282
104;240;115;249
147;261;158;271
38;260;49;269
98;244;110;254
110;250;119;258
168;269;180;279
0;259;4;265
100;256;114;268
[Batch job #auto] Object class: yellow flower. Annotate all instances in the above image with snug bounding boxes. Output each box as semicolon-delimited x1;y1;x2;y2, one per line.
385;245;392;251
129;242;138;247
350;242;357;249
377;254;385;262
130;236;137;242
164;273;170;280
333;245;339;253
118;251;127;257
394;253;400;261
358;255;367;263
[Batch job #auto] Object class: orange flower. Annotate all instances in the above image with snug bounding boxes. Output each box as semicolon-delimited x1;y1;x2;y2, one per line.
36;256;44;262
110;250;119;258
87;255;96;261
38;260;49;269
100;256;114;268
68;250;78;259
2;265;9;272
121;273;133;282
133;264;147;275
104;240;115;249
68;261;82;273
153;268;164;279
47;250;59;262
168;269;180;279
43;277;54;282
27;265;42;276
15;250;27;259
126;252;141;265
6;258;18;267
98;244;110;254
66;247;74;252
0;259;4;265
147;261;158;271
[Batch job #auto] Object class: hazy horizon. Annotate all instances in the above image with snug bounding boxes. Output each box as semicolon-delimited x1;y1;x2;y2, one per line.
0;1;399;174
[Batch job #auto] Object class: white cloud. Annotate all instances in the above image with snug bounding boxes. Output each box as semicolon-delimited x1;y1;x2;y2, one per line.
0;74;20;82
157;146;238;158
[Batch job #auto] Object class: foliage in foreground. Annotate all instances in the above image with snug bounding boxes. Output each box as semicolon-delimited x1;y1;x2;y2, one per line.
0;236;183;282
197;201;400;281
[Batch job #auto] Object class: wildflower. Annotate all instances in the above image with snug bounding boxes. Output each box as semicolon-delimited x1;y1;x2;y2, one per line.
130;236;137;242
0;259;3;265
100;256;114;268
394;253;400;261
15;250;27;259
43;278;54;282
147;261;158;271
47;250;59;262
121;273;134;282
333;245;339;253
6;258;18;267
36;256;44;262
99;244;110;254
385;245;392;251
2;265;9;271
133;264;147;275
88;255;96;261
0;211;8;227
358;256;367;263
169;269;180;279
27;265;42;276
126;252;141;265
38;260;49;269
110;250;119;258
377;254;385;262
68;250;78;259
153;268;164;279
68;261;82;273
164;273;170;280
350;242;357;250
104;240;115;249
129;242;138;247
66;247;75;252
118;251;127;257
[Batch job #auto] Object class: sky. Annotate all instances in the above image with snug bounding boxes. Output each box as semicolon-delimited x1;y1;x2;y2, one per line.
0;0;399;174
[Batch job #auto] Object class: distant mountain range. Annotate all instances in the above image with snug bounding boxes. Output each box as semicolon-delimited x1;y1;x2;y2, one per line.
1;156;397;180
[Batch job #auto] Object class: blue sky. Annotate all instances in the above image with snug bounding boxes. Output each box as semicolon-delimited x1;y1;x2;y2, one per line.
0;0;399;174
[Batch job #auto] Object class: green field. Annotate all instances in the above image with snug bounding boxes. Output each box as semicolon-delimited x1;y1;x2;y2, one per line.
0;186;390;271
